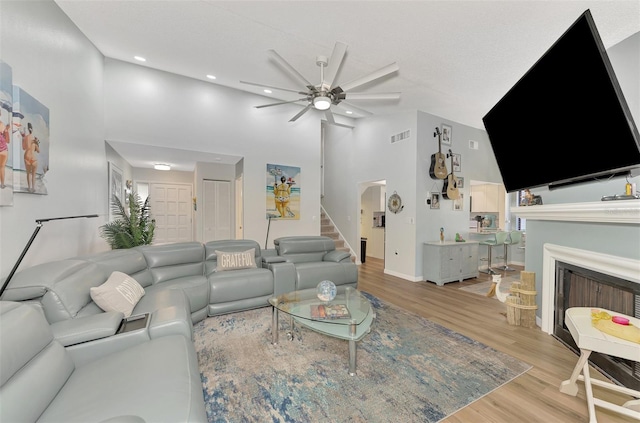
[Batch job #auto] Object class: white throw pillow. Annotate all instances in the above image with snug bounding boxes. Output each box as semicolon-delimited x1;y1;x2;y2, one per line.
215;248;257;272
90;271;145;317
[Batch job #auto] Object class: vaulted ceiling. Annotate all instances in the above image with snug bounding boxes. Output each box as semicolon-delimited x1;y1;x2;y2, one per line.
55;1;639;169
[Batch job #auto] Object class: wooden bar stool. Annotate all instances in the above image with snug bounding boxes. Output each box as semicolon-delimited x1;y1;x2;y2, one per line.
560;307;640;422
498;230;522;272
479;231;508;275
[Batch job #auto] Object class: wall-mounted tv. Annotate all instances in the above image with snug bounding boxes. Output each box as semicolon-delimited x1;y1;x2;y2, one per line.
482;9;640;193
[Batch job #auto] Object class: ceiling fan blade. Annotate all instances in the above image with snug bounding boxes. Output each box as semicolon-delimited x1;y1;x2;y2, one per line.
323;41;348;90
268;49;313;90
256;98;308;109
338;62;399;92
240;80;307;95
337;101;373;117
345;92;401;100
289;104;313;122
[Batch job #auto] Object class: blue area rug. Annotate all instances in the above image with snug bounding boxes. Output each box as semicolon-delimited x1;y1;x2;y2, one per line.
194;292;531;422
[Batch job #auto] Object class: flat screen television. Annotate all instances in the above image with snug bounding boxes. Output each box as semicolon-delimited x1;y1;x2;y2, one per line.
482;9;640;193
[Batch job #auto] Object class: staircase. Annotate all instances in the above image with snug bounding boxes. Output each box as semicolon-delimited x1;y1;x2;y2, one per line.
320;209;356;262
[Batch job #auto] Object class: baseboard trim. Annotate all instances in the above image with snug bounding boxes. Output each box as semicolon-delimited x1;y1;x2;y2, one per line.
384;268;423;282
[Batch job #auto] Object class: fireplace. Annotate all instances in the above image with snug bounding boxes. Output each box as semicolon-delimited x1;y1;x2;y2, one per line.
554;261;640;389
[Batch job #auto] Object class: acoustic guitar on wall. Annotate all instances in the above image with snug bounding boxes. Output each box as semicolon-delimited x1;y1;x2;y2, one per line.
429;127;448;180
442;149;460;200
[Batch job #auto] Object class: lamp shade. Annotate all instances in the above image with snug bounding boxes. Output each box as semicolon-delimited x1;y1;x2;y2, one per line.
313;96;331;111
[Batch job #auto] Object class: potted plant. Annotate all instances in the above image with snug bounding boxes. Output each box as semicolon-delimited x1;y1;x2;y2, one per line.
100;191;155;249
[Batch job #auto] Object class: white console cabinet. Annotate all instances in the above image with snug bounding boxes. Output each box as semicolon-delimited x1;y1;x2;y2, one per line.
423;241;479;286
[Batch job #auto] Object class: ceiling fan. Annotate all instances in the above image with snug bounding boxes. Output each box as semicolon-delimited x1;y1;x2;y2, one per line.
240;41;400;126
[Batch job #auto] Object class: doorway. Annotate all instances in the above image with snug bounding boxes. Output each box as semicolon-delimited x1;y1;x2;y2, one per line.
359;180;386;265
203;179;231;242
143;182;193;244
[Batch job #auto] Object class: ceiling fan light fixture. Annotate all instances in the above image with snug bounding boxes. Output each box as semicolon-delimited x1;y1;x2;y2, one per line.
313;96;331;110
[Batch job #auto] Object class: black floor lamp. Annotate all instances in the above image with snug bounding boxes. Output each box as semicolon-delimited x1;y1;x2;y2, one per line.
0;214;99;298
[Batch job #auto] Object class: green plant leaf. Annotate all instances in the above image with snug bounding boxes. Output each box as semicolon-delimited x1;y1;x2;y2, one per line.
100;191;156;249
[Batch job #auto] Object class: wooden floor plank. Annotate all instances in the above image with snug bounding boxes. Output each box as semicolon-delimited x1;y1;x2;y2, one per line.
357;257;636;422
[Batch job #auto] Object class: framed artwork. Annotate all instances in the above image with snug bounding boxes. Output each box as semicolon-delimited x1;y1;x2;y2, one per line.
266;163;300;220
441;124;452;145
108;162;123;220
453;193;464;211
457;177;465;189
430;192;440;209
452;153;461;172
0;60;13;206
12;86;50;195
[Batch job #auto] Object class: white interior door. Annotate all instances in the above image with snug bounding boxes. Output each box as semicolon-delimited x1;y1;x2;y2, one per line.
150;183;192;244
203;179;231;242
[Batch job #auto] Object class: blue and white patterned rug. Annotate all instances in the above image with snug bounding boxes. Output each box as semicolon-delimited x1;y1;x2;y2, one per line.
194;292;531;423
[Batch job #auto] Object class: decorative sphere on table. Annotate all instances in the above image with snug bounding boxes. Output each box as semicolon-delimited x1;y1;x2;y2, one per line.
317;280;337;302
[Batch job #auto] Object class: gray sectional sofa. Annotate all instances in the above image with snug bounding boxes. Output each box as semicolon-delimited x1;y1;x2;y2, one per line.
0;235;357;422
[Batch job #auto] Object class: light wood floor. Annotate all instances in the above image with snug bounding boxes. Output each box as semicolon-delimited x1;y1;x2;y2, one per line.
357;257;636;422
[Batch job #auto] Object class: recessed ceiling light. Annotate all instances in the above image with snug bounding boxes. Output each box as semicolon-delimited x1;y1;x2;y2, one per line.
345;110;353;115
154;164;171;171
134;56;146;62
264;89;272;94
206;75;216;80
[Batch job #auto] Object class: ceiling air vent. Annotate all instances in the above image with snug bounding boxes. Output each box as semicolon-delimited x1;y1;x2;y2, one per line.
391;129;410;144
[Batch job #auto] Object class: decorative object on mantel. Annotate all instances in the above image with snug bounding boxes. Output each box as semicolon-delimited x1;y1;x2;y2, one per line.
520;188;543;206
387;191;403;213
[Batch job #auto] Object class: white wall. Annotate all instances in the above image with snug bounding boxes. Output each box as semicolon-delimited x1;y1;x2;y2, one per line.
323;109;497;280
0;1;327;281
103;58;324;247
323;112;418;280
0;1;107;279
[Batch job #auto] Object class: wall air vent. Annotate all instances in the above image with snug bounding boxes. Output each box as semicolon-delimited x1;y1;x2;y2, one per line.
391;129;411;144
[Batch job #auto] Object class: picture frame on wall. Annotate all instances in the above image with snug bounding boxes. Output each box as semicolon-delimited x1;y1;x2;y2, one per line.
108;161;123;220
452;153;461;172
441;124;452;145
430;192;440;209
453;193;464;211
457;177;465;189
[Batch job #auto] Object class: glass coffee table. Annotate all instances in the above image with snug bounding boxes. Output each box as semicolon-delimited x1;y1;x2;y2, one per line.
269;287;374;375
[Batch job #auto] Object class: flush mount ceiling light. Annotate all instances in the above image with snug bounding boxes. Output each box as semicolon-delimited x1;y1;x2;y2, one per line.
313;95;331;110
134;56;146;62
154;164;171;171
206;74;216;80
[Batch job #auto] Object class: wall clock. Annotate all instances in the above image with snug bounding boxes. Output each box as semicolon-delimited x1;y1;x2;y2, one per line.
388;192;404;214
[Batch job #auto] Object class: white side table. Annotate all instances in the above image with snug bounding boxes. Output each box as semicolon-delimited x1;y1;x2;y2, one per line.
560;307;640;422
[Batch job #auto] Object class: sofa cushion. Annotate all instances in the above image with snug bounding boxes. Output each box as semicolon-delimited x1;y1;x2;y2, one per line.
215;248;257;272
37;335;207;423
90;272;145;318
294;262;358;290
204;239;264;275
0;302;75;423
209;267;273;303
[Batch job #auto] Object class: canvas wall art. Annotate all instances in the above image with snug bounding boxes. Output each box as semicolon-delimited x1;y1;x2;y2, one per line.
0;61;13;206
266;163;300;220
12;86;49;195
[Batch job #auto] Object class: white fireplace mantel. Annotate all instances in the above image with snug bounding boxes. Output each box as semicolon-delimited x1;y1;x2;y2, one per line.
515;199;640;224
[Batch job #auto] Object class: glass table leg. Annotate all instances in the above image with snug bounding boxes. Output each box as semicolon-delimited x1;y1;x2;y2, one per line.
271;306;279;344
349;319;357;375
